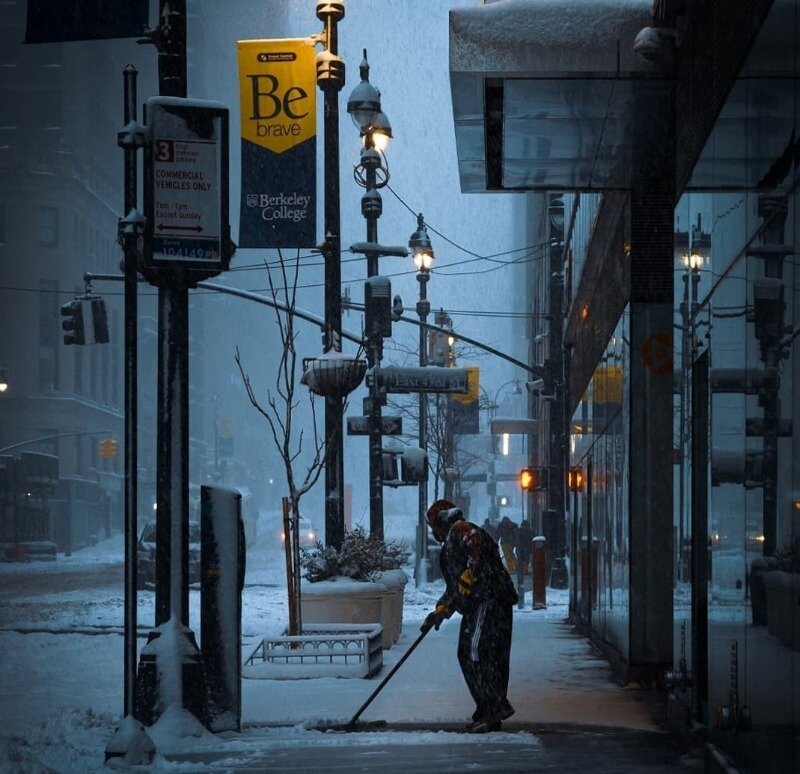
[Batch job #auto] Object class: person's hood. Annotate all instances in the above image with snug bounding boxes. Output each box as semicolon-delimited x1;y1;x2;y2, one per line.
426;499;462;540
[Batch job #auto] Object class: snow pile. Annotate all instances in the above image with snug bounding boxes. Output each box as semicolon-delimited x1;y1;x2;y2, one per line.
0;707;116;774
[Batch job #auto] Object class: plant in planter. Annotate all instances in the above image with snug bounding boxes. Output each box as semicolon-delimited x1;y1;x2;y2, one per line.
300;528;410;647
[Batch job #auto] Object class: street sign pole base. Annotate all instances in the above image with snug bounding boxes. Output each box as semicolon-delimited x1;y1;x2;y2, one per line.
104;714;156;765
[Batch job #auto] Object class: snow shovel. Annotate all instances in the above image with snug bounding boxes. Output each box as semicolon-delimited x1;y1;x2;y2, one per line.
328;623;433;731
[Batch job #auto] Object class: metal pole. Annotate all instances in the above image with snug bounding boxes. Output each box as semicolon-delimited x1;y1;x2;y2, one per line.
318;2;346;550
155;0;189;627
416;271;430;585
121;64;139;718
678;269;689;581
363;132;384;539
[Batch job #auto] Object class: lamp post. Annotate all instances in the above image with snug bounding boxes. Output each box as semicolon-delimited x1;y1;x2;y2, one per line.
545;194;566;550
409;213;434;586
347;50;392;538
676;215;706;581
0;368;8;394
315;0;347;550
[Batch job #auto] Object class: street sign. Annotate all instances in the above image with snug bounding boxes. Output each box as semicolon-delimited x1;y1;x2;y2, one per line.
490;418;538;434
347;415;402;436
371;366;470;395
144;97;230;278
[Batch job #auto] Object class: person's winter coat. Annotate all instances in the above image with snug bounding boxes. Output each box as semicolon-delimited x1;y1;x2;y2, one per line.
437;518;518;616
517;519;534;563
423;500;517;729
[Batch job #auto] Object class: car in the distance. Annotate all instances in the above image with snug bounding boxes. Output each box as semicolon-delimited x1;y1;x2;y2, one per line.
280;515;319;550
137;520;201;589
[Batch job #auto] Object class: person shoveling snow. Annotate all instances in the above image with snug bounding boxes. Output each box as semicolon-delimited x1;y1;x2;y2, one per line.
422;499;518;733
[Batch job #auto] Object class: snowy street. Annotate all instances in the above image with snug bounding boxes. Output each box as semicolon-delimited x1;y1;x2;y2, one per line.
0;536;698;772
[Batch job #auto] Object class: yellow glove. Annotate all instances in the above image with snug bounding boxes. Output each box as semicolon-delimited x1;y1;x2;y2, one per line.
458;568;477;596
421;603;449;632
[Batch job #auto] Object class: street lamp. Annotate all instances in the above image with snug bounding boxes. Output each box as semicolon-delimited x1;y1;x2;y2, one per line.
0;368;8;394
347;49;392;538
316;0;347;551
409;213;434;586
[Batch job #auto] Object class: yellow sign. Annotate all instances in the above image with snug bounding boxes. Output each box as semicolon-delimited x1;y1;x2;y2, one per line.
453;366;479;405
593;365;623;404
237;38;316;155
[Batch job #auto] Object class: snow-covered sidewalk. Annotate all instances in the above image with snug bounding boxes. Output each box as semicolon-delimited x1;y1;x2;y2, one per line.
0;536;660;771
243;596;656;730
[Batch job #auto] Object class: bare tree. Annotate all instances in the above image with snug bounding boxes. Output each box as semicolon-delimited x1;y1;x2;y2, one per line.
235;251;326;636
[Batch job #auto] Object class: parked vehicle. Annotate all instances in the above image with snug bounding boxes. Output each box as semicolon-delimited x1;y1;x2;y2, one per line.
280;515;319;550
137;520;201;589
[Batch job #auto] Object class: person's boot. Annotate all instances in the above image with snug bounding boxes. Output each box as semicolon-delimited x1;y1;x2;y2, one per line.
466;705;488;731
469;717;502;734
498;698;515;721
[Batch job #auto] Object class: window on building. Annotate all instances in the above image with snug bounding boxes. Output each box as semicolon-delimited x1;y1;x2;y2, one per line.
38;279;59;391
90;345;99;400
36;206;58;247
74;343;83;395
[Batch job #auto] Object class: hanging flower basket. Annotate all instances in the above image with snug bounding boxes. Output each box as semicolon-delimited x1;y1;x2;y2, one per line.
301;352;367;398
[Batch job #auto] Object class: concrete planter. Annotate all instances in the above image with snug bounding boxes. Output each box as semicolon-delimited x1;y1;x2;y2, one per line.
764;571;800;650
301;578;386;632
374;570;408;648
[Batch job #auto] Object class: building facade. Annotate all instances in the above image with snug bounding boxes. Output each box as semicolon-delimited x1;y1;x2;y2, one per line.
449;0;798;769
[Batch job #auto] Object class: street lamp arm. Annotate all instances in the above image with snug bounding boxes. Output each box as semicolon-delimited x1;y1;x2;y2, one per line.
0;429;112;455
396;314;546;378
198;282;365;346
80;273;365;347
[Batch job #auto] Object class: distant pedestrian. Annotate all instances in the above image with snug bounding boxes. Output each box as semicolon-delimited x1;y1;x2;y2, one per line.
496;516;518;573
516;519;534;605
422;499;517;732
481;517;497;541
517;519;533;578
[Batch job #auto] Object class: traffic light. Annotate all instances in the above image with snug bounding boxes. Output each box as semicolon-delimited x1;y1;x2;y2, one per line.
60;300;86;345
400;447;428;484
99;437;118;459
90;297;109;344
519;468;535;491
428;330;449;366
567;466;584;491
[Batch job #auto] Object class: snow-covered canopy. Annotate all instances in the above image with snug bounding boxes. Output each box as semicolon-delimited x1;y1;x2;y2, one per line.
449;0;659;192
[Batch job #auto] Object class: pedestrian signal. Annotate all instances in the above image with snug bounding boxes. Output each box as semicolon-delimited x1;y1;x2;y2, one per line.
99;437;118;459
519;468;535;491
568;466;584;491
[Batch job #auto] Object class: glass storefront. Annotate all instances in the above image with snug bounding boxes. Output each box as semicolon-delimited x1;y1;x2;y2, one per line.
570;312;631;662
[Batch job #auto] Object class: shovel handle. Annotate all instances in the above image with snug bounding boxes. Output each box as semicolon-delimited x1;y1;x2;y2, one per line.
347;624;432;727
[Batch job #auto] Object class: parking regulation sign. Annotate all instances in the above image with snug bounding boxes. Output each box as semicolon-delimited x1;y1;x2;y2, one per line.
144;97;230;278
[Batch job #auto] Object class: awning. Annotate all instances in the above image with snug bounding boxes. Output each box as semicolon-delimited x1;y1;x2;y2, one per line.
449;0;656;193
450;0;796;195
